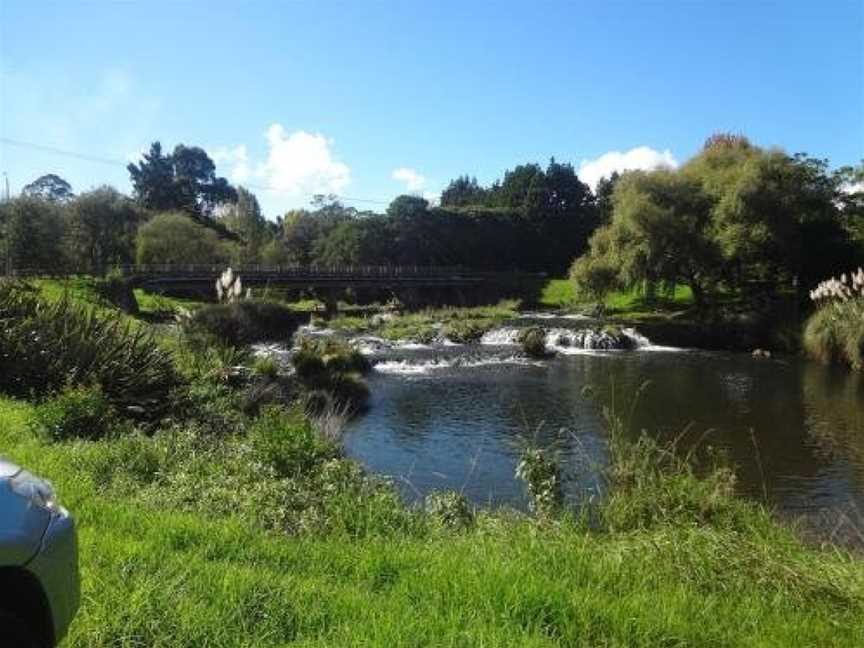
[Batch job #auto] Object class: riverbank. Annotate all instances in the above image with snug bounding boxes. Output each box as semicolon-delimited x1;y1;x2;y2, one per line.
2;279;863;644
4;391;864;646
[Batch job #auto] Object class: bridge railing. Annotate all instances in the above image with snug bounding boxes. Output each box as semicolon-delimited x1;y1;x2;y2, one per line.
3;265;545;280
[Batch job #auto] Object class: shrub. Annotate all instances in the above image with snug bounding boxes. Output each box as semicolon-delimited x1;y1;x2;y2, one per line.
251;406;339;478
30;384;114;441
0;281;179;417
803;270;864;369
187;301;306;346
515;443;563;518
442;319;492;344
425;490;474;530
292;338;371;412
252;356;280;381
518;326;549;358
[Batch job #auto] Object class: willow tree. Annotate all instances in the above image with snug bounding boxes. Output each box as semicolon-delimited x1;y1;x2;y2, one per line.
571;169;718;306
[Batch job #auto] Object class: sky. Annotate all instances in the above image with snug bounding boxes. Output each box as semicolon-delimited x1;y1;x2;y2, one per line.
1;0;862;218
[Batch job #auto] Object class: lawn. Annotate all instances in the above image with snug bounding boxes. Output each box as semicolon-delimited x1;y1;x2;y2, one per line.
540;278;694;314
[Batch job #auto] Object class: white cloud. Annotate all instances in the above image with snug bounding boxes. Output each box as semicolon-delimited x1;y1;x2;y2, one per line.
578;146;679;190
210;145;250;183
422;191;440;206
841;181;864;195
392;167;426;191
256;125;350;196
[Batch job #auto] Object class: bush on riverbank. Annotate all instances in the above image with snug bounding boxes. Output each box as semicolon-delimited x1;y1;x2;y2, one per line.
0;281;179;417
29;384;115;441
804;270;864;369
187;301;306;346
292;337;372;412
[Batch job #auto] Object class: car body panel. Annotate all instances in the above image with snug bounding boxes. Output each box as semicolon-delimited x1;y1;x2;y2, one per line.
25;512;80;644
0;457;80;644
0;458;20;479
0;480;52;566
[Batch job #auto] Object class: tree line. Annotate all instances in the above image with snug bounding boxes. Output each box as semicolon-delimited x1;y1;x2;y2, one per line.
1;134;862;306
0;146;602;275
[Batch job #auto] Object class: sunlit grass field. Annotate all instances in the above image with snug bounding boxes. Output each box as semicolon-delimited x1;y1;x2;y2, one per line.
540;278;694;313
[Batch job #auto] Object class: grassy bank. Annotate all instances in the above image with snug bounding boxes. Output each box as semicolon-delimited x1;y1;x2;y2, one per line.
3;394;864;646
540;278;694;314
2;280;864;645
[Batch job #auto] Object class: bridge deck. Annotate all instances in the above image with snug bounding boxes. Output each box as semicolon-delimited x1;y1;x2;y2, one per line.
4;265;543;289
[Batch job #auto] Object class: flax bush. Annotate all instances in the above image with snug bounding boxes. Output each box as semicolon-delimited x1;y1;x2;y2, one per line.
0;281;179;417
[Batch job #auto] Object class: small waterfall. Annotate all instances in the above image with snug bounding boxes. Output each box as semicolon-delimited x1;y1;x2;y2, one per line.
482;325;646;351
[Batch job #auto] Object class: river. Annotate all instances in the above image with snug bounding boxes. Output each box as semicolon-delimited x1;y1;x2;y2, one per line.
261;314;864;530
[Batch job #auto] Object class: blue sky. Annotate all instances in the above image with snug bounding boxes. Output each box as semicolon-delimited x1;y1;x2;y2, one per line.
1;0;862;217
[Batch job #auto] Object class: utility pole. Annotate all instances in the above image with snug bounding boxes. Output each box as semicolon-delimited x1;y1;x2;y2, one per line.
1;173;7;276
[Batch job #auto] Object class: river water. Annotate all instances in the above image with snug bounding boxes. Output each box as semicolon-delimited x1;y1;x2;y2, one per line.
264;314;864;525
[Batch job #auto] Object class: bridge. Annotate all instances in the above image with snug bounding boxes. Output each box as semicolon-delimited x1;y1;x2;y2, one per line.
120;264;529;290
4;265;545;313
4;264;540;287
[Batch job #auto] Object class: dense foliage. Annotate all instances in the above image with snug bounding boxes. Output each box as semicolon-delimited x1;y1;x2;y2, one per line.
0;281;179;416
2;135;863;320
186;301;305;346
572;136;864;306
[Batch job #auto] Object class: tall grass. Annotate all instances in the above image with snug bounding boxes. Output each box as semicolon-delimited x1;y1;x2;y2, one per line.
804;270;864;369
3;390;862;646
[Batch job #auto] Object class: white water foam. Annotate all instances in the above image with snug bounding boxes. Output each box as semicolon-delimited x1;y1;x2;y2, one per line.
374;355;543;375
621;327;683;352
519;312;592;321
480;327;521;346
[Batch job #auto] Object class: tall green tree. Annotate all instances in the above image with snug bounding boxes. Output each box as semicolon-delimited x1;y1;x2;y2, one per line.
0;197;67;270
127;142;238;220
572;170;718;305
440;176;488;207
66;187;143;272
136;212;234;266
218;186;269;264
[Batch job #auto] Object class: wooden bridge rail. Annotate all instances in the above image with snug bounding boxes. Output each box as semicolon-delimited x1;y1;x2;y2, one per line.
2;265;545;281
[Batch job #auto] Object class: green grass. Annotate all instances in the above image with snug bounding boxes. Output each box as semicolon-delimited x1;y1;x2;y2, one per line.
539;279;577;308
2;393;863;646
540;279;695;318
329;300;520;343
134;289;206;315
804;299;864;369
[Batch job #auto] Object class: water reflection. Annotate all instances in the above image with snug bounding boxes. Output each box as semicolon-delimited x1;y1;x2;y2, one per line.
343;349;864;516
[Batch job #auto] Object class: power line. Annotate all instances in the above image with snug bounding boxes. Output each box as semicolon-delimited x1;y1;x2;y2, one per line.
1;137;127;166
0;136;393;205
